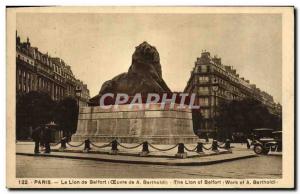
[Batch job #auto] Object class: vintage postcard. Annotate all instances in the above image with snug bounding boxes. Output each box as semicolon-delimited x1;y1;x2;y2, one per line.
6;6;294;189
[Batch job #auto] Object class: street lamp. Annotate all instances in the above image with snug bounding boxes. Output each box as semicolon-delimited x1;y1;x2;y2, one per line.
75;88;82;107
212;84;219;137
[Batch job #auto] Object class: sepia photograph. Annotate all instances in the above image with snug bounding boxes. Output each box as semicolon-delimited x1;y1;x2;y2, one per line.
6;6;294;189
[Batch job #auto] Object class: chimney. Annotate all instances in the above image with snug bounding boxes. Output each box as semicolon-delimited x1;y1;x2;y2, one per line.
26;37;31;48
201;50;210;58
212;56;221;65
16;31;20;45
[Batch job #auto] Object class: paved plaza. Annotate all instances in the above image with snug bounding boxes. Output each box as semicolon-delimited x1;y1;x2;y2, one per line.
16;155;282;179
16;142;282;179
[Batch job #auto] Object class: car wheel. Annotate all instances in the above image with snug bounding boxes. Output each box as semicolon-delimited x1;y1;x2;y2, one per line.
254;144;264;154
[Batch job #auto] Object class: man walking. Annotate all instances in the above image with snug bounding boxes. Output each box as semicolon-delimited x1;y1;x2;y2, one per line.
31;126;41;154
43;125;51;154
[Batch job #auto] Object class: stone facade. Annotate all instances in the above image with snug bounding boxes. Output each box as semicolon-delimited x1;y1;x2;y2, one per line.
16;32;90;106
184;51;282;136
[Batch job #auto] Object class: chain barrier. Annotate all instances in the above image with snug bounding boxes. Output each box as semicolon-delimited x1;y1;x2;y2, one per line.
90;141;111;149
217;144;226;149
184;145;197;152
66;142;85;147
117;142;144;149
148;143;178;152
50;138;230;153
202;144;212;150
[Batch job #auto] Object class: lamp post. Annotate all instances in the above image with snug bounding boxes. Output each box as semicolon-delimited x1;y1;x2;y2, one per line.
75;88;82;107
212;84;219;138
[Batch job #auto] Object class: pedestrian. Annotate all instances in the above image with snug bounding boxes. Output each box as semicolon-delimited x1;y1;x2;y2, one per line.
31;126;41;154
43;126;51;153
205;133;209;143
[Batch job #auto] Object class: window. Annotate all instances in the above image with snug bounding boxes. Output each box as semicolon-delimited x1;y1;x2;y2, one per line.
198;87;209;94
199;98;209;106
39;78;42;88
201;65;207;73
200;109;210;118
199;76;209;83
211;97;219;106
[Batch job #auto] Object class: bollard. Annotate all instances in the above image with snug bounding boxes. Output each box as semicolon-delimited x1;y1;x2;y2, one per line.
212;140;218;152
196;142;204;153
83;139;91;152
139;141;149;156
110;139;118;155
175;143;187;158
178;143;185;153
225;139;231;150
60;138;67;151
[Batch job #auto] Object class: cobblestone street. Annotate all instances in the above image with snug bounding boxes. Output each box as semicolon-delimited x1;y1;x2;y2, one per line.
17;154;282;179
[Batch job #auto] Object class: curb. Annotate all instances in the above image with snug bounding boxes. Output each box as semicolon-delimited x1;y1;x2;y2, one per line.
16;152;257;166
50;149;232;159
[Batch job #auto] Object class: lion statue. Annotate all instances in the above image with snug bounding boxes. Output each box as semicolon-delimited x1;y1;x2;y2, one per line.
98;41;171;96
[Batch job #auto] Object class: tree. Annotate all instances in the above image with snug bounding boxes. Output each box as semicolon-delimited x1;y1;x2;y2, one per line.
192;109;204;137
16;91;56;140
215;98;282;141
54;97;79;137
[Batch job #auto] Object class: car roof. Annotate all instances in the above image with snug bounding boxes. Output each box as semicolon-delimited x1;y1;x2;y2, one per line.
272;131;282;133
252;128;274;131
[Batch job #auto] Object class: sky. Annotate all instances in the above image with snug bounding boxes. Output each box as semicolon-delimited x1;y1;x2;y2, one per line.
16;13;282;103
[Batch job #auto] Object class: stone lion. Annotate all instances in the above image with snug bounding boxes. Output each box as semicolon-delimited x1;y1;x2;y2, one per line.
99;41;171;96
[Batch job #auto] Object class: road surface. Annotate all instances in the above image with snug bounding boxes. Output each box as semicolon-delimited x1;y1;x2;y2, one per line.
16;154;282;179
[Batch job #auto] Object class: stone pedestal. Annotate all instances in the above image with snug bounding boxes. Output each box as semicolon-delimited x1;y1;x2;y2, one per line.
72;103;199;144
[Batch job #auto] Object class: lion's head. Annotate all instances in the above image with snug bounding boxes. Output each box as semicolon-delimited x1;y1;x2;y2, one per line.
129;41;162;78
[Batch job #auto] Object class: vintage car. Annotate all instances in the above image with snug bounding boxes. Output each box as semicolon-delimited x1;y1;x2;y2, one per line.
251;128;282;154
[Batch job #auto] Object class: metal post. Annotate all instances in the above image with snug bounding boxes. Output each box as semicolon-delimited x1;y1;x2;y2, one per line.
175;143;187;158
84;139;91;152
139;141;149;156
177;143;185;154
60;137;66;151
196;142;204;153
142;141;149;153
212;139;218;152
110;139;118;155
225;139;231;150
